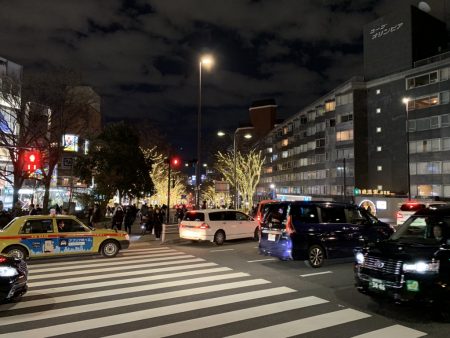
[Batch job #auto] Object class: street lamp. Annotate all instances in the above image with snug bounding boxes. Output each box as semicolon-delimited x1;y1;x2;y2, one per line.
196;54;214;209
217;127;254;209
402;97;411;200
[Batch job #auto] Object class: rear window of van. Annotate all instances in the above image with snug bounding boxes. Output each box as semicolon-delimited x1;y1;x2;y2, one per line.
184;212;205;222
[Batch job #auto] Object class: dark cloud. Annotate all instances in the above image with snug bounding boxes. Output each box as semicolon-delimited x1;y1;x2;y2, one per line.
0;0;447;157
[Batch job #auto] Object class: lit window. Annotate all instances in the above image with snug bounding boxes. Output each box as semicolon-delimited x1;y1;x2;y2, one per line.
377;166;382;171
376;89;381;95
282;139;288;146
376;108;381;114
267;147;273;153
325;100;336;112
377;146;382;152
336;130;353;141
377;185;383;190
376;127;382;133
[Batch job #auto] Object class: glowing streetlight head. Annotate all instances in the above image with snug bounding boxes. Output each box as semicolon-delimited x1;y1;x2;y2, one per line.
217;131;226;137
270;184;276;189
244;133;252;139
200;54;214;69
402;97;410;104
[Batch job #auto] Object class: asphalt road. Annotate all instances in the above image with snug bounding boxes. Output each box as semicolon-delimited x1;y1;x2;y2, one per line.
0;236;448;337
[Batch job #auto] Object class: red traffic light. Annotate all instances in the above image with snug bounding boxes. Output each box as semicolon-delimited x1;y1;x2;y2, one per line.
22;150;41;173
171;157;181;168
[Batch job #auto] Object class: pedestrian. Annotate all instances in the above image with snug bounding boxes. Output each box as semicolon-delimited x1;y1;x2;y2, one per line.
35;204;43;215
124;206;134;234
0;201;12;229
28;203;37;215
146;205;155;234
153;206;163;239
112;205;124;230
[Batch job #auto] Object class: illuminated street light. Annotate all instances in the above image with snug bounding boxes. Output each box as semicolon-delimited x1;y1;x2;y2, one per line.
402;97;411;200
196;54;215;209
217;127;254;208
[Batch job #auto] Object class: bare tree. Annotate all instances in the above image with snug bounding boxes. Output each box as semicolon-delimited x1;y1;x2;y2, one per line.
0;69;98;210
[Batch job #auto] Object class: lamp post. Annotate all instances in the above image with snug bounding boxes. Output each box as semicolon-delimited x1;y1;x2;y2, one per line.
196;54;214;209
402;97;411;200
233;127;254;209
217;127;253;209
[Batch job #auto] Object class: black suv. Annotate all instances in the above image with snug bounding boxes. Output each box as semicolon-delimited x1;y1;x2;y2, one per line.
354;205;450;320
259;201;393;267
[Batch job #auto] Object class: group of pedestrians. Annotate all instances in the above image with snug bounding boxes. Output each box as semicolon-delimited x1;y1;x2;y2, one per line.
110;204;138;234
139;203;166;239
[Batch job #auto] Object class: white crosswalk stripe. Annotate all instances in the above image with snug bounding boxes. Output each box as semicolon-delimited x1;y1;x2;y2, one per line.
0;247;429;338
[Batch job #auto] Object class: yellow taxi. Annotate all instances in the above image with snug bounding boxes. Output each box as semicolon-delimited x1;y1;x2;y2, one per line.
0;215;130;260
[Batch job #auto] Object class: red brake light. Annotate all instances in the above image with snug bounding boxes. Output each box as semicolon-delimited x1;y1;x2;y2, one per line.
198;223;210;229
0;257;7;263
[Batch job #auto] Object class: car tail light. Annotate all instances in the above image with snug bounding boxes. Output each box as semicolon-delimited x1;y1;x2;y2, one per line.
198;223;210;229
0;257;7;263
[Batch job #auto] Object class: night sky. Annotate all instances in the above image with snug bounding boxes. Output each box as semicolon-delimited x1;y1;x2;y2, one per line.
0;0;448;157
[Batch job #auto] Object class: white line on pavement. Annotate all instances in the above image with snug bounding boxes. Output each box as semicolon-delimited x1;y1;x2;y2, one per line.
300;271;333;277
247;258;278;263
0;288;300;338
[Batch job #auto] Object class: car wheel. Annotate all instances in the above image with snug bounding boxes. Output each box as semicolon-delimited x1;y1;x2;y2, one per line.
100;240;120;258
308;245;325;268
214;230;225;245
253;227;259;241
3;246;27;260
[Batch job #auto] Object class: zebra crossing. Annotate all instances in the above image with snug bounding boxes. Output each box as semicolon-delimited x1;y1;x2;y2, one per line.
0;247;428;338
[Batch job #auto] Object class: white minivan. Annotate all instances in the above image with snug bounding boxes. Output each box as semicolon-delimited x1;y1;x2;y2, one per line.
179;209;259;245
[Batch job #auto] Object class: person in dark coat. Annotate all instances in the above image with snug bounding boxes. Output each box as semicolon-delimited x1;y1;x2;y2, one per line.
153;206;163;239
0;201;12;229
124;206;134;234
112;205;124;230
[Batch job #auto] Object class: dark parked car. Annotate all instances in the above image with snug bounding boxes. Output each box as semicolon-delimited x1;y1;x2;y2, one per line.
0;254;28;302
259;201;393;267
354;205;450;321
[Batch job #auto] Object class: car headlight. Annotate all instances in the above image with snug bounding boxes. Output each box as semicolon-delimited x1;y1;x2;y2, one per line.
355;252;365;265
403;260;440;273
125;234;130;241
0;266;19;277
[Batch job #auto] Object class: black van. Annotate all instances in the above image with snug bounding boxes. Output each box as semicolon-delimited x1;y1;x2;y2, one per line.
259;201;393;267
354;205;450;320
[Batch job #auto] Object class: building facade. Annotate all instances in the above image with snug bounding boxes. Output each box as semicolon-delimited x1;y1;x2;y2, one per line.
257;5;450;206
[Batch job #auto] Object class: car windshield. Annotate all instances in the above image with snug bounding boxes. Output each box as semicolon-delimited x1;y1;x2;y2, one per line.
391;215;450;244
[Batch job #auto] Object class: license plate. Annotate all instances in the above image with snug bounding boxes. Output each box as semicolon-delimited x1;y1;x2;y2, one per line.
369;278;386;291
268;234;276;241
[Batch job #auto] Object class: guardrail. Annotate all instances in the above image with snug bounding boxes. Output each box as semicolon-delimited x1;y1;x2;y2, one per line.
161;223;180;243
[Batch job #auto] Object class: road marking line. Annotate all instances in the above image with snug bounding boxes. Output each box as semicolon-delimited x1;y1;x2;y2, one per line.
226;308;370;338
27;258;207;287
0;274;268;326
210;249;235;252
0;288;302;338
30;255;197;280
28;252;184;273
27;248;176;268
247;258;277;263
1;272;250;311
351;325;427;338
105;296;328;338
30;267;232;290
300;271;333;277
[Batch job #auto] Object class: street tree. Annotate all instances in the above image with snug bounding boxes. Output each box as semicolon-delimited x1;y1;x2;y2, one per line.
74;122;154;203
141;147;187;206
0;69;97;210
215;149;264;212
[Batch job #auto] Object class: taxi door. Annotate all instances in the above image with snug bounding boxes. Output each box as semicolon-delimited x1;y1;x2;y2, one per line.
18;218;57;257
56;218;95;254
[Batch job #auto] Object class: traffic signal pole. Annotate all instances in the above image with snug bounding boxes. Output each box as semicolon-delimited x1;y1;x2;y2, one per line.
167;159;171;223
